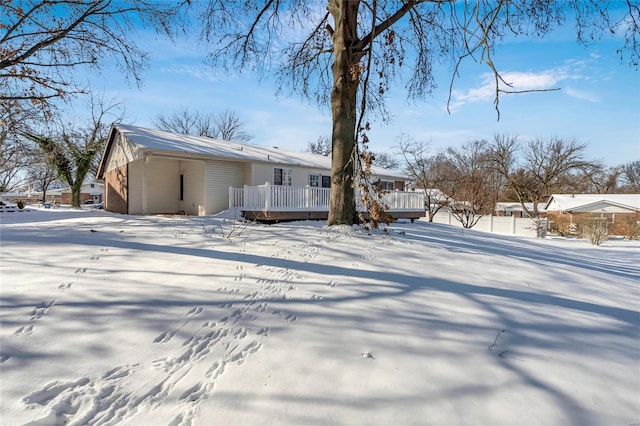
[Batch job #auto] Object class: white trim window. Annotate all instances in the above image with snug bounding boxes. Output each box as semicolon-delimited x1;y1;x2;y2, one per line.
274;167;292;186
309;173;320;187
378;180;395;190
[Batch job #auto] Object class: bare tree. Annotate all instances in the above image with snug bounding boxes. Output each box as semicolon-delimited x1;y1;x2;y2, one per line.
397;136;452;222
26;152;59;203
22;97;122;208
306;136;332;156
577;163;620;194
442;140;497;228
0;0;181;121
154;108;253;143
371;151;400;170
190;1;638;226
620;160;640;192
0;131;34;192
488;135;596;217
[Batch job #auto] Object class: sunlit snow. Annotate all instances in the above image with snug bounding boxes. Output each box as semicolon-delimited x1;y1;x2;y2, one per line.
1;208;638;425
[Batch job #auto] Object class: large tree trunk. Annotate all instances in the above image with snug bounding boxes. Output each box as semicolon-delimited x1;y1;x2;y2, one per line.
327;0;360;226
70;181;82;208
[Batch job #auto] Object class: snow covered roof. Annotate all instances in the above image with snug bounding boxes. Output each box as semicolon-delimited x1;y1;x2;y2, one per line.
495;202;546;212
496;202;529;211
47;182;104;196
544;194;640;212
102;124;405;180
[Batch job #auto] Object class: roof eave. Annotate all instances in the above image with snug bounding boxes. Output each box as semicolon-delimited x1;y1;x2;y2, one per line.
96;125;119;179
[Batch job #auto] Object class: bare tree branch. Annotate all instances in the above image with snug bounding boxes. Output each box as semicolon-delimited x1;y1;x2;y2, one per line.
0;0;184;118
153;108;254;143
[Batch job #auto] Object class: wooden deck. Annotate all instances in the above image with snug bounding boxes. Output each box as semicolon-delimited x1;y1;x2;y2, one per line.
241;210;424;223
230;184;426;223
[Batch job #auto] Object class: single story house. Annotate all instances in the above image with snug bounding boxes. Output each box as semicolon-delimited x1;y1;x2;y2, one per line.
495;202;546;218
1;182;103;206
544;193;640;236
47;182;104;205
97;124;423;220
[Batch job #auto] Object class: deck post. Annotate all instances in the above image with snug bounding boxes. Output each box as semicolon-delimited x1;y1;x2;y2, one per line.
305;185;310;208
228;186;233;210
265;182;271;211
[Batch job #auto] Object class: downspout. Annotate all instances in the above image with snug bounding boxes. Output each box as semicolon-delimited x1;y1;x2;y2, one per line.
143;152;151;215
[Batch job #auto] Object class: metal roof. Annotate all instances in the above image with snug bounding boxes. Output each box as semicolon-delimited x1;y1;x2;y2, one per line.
98;124;406;181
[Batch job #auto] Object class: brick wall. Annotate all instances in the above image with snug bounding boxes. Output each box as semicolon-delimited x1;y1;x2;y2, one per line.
104;164;128;214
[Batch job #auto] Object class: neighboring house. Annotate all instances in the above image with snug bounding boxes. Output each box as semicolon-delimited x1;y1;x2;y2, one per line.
97;124;421;219
47;182;104;205
495;202;546;218
61;182;103;205
544;193;640;236
1;182;102;206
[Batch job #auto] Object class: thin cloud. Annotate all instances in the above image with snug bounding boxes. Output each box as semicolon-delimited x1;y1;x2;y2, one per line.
564;86;599;102
162;65;220;82
448;59;597;111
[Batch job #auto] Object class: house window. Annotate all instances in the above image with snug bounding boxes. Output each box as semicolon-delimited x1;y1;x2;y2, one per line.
274;168;292;186
321;175;331;188
378;180;394;190
180;174;184;201
597;212;615;224
309;174;320;187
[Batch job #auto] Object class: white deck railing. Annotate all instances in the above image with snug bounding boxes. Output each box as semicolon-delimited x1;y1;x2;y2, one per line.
229;183;425;212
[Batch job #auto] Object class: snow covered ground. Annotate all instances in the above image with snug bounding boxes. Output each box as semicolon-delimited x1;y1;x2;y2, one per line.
1;209;638;426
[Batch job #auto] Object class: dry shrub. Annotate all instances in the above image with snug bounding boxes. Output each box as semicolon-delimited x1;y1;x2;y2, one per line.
357;146;393;230
577;217;609;246
552;214;574;236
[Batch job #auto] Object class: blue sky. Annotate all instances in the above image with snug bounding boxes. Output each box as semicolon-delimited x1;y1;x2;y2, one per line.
83;9;639;168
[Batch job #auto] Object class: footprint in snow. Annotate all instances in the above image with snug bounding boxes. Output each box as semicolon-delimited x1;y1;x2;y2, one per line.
14;325;33;336
154;330;177;344
186;307;203;316
30;300;56;320
102;364;139;381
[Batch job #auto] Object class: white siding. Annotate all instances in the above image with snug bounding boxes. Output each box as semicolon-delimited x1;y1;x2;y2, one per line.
250;163;329;186
205;160;248;214
128;160;143;215
104;134;139;173
251;163;272;186
146;158;180;214
573;201;635;214
178;160;205;215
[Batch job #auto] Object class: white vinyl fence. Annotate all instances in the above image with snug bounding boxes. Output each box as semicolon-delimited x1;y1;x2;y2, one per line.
429;211;547;237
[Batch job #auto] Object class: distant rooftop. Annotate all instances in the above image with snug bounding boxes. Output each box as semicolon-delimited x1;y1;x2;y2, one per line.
545;194;640;211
